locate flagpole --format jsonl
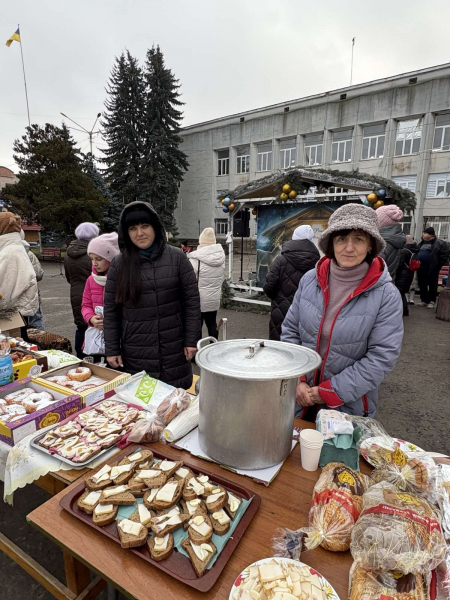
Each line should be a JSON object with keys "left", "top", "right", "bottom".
{"left": 350, "top": 37, "right": 355, "bottom": 86}
{"left": 18, "top": 24, "right": 31, "bottom": 127}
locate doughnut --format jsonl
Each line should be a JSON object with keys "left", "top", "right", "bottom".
{"left": 46, "top": 376, "right": 71, "bottom": 386}
{"left": 4, "top": 404, "right": 27, "bottom": 416}
{"left": 4, "top": 388, "right": 35, "bottom": 404}
{"left": 67, "top": 367, "right": 92, "bottom": 382}
{"left": 21, "top": 392, "right": 54, "bottom": 414}
{"left": 0, "top": 399, "right": 7, "bottom": 406}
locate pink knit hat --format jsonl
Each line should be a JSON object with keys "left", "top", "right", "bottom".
{"left": 88, "top": 232, "right": 120, "bottom": 262}
{"left": 376, "top": 204, "right": 404, "bottom": 229}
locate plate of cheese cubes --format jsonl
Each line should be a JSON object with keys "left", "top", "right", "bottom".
{"left": 229, "top": 557, "right": 339, "bottom": 600}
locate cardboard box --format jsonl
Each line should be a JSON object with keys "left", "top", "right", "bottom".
{"left": 35, "top": 361, "right": 131, "bottom": 406}
{"left": 0, "top": 312, "right": 24, "bottom": 336}
{"left": 0, "top": 378, "right": 82, "bottom": 446}
{"left": 11, "top": 348, "right": 49, "bottom": 377}
{"left": 11, "top": 349, "right": 38, "bottom": 381}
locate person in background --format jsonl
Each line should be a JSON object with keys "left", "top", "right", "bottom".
{"left": 180, "top": 239, "right": 191, "bottom": 254}
{"left": 82, "top": 232, "right": 120, "bottom": 339}
{"left": 417, "top": 226, "right": 450, "bottom": 309}
{"left": 188, "top": 227, "right": 225, "bottom": 340}
{"left": 20, "top": 230, "right": 45, "bottom": 329}
{"left": 394, "top": 234, "right": 420, "bottom": 317}
{"left": 376, "top": 204, "right": 406, "bottom": 278}
{"left": 104, "top": 201, "right": 201, "bottom": 389}
{"left": 0, "top": 213, "right": 39, "bottom": 331}
{"left": 64, "top": 222, "right": 99, "bottom": 358}
{"left": 282, "top": 204, "right": 403, "bottom": 419}
{"left": 263, "top": 224, "right": 320, "bottom": 341}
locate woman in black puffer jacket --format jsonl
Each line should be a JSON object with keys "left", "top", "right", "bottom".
{"left": 395, "top": 235, "right": 419, "bottom": 317}
{"left": 104, "top": 202, "right": 201, "bottom": 390}
{"left": 263, "top": 225, "right": 320, "bottom": 340}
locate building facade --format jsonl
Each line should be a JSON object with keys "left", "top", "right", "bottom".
{"left": 176, "top": 62, "right": 450, "bottom": 241}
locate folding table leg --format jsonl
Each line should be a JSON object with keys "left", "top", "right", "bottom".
{"left": 63, "top": 551, "right": 91, "bottom": 595}
{"left": 107, "top": 583, "right": 118, "bottom": 600}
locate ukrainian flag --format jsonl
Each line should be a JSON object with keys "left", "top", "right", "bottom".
{"left": 6, "top": 28, "right": 21, "bottom": 47}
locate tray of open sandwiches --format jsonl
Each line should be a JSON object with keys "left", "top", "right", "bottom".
{"left": 30, "top": 400, "right": 145, "bottom": 467}
{"left": 60, "top": 444, "right": 261, "bottom": 592}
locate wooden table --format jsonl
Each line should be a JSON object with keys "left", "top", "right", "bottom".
{"left": 27, "top": 420, "right": 370, "bottom": 600}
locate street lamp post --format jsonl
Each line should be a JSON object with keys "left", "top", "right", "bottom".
{"left": 60, "top": 112, "right": 102, "bottom": 156}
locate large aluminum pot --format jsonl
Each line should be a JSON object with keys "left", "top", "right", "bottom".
{"left": 196, "top": 338, "right": 321, "bottom": 470}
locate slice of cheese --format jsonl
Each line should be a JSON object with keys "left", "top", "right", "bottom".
{"left": 190, "top": 520, "right": 211, "bottom": 536}
{"left": 191, "top": 542, "right": 211, "bottom": 562}
{"left": 187, "top": 477, "right": 204, "bottom": 495}
{"left": 158, "top": 460, "right": 177, "bottom": 472}
{"left": 146, "top": 488, "right": 158, "bottom": 502}
{"left": 212, "top": 510, "right": 231, "bottom": 525}
{"left": 138, "top": 504, "right": 152, "bottom": 524}
{"left": 127, "top": 451, "right": 143, "bottom": 462}
{"left": 110, "top": 464, "right": 133, "bottom": 479}
{"left": 154, "top": 514, "right": 182, "bottom": 533}
{"left": 92, "top": 472, "right": 111, "bottom": 484}
{"left": 103, "top": 485, "right": 128, "bottom": 498}
{"left": 258, "top": 564, "right": 284, "bottom": 583}
{"left": 186, "top": 499, "right": 202, "bottom": 514}
{"left": 197, "top": 475, "right": 209, "bottom": 484}
{"left": 155, "top": 482, "right": 178, "bottom": 503}
{"left": 94, "top": 503, "right": 114, "bottom": 516}
{"left": 92, "top": 466, "right": 112, "bottom": 483}
{"left": 118, "top": 519, "right": 143, "bottom": 536}
{"left": 204, "top": 481, "right": 215, "bottom": 493}
{"left": 83, "top": 491, "right": 101, "bottom": 506}
{"left": 152, "top": 507, "right": 180, "bottom": 523}
{"left": 206, "top": 491, "right": 225, "bottom": 504}
{"left": 175, "top": 467, "right": 189, "bottom": 479}
{"left": 154, "top": 534, "right": 169, "bottom": 551}
{"left": 137, "top": 469, "right": 161, "bottom": 480}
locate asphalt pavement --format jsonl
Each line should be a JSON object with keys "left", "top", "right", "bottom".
{"left": 1, "top": 261, "right": 449, "bottom": 600}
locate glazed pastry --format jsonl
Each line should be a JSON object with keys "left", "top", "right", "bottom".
{"left": 4, "top": 388, "right": 35, "bottom": 404}
{"left": 67, "top": 367, "right": 92, "bottom": 382}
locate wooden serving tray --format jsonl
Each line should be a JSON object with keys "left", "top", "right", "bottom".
{"left": 59, "top": 444, "right": 261, "bottom": 592}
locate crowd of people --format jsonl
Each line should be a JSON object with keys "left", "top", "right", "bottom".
{"left": 0, "top": 200, "right": 448, "bottom": 422}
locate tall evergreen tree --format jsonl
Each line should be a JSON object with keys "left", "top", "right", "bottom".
{"left": 82, "top": 153, "right": 123, "bottom": 232}
{"left": 4, "top": 123, "right": 105, "bottom": 238}
{"left": 101, "top": 51, "right": 146, "bottom": 204}
{"left": 142, "top": 45, "right": 188, "bottom": 235}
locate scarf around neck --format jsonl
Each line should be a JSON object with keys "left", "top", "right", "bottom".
{"left": 92, "top": 272, "right": 107, "bottom": 287}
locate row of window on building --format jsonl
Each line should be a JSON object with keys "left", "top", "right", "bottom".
{"left": 217, "top": 114, "right": 450, "bottom": 175}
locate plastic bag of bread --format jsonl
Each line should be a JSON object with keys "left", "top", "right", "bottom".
{"left": 156, "top": 388, "right": 191, "bottom": 426}
{"left": 127, "top": 415, "right": 165, "bottom": 443}
{"left": 351, "top": 481, "right": 447, "bottom": 575}
{"left": 272, "top": 462, "right": 372, "bottom": 559}
{"left": 349, "top": 562, "right": 431, "bottom": 600}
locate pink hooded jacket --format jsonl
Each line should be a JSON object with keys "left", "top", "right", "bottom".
{"left": 81, "top": 268, "right": 106, "bottom": 326}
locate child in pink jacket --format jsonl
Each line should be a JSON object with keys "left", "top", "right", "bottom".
{"left": 82, "top": 232, "right": 120, "bottom": 332}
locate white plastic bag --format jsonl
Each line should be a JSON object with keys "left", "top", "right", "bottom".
{"left": 114, "top": 371, "right": 175, "bottom": 412}
{"left": 84, "top": 327, "right": 105, "bottom": 355}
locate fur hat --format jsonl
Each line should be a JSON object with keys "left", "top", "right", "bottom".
{"left": 87, "top": 232, "right": 119, "bottom": 262}
{"left": 75, "top": 222, "right": 99, "bottom": 241}
{"left": 376, "top": 204, "right": 404, "bottom": 229}
{"left": 0, "top": 212, "right": 21, "bottom": 236}
{"left": 319, "top": 203, "right": 386, "bottom": 256}
{"left": 199, "top": 227, "right": 216, "bottom": 246}
{"left": 424, "top": 226, "right": 436, "bottom": 236}
{"left": 292, "top": 225, "right": 314, "bottom": 241}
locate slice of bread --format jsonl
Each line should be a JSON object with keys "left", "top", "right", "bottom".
{"left": 182, "top": 476, "right": 205, "bottom": 501}
{"left": 187, "top": 514, "right": 213, "bottom": 544}
{"left": 125, "top": 449, "right": 154, "bottom": 467}
{"left": 156, "top": 459, "right": 183, "bottom": 479}
{"left": 92, "top": 503, "right": 118, "bottom": 526}
{"left": 147, "top": 532, "right": 174, "bottom": 561}
{"left": 77, "top": 489, "right": 102, "bottom": 514}
{"left": 85, "top": 471, "right": 113, "bottom": 491}
{"left": 143, "top": 487, "right": 160, "bottom": 510}
{"left": 204, "top": 486, "right": 228, "bottom": 513}
{"left": 180, "top": 498, "right": 208, "bottom": 526}
{"left": 135, "top": 469, "right": 167, "bottom": 489}
{"left": 99, "top": 486, "right": 136, "bottom": 505}
{"left": 117, "top": 519, "right": 148, "bottom": 549}
{"left": 150, "top": 507, "right": 189, "bottom": 536}
{"left": 151, "top": 477, "right": 183, "bottom": 511}
{"left": 209, "top": 509, "right": 231, "bottom": 536}
{"left": 181, "top": 538, "right": 217, "bottom": 577}
{"left": 224, "top": 491, "right": 242, "bottom": 519}
{"left": 130, "top": 504, "right": 154, "bottom": 527}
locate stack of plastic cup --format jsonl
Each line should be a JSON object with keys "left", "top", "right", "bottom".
{"left": 299, "top": 429, "right": 324, "bottom": 471}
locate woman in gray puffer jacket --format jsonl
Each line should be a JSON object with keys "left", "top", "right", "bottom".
{"left": 281, "top": 204, "right": 403, "bottom": 418}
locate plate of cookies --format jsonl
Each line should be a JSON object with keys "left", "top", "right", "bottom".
{"left": 60, "top": 445, "right": 261, "bottom": 592}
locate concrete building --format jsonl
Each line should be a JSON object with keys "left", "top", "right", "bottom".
{"left": 176, "top": 62, "right": 450, "bottom": 241}
{"left": 0, "top": 166, "right": 18, "bottom": 191}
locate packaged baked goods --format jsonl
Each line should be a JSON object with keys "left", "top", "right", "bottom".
{"left": 156, "top": 388, "right": 191, "bottom": 426}
{"left": 349, "top": 562, "right": 431, "bottom": 600}
{"left": 273, "top": 462, "right": 372, "bottom": 558}
{"left": 437, "top": 463, "right": 450, "bottom": 541}
{"left": 127, "top": 415, "right": 165, "bottom": 443}
{"left": 351, "top": 481, "right": 447, "bottom": 575}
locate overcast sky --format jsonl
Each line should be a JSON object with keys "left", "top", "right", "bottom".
{"left": 2, "top": 0, "right": 450, "bottom": 170}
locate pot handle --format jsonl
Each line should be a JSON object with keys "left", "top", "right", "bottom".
{"left": 197, "top": 336, "right": 218, "bottom": 351}
{"left": 245, "top": 340, "right": 265, "bottom": 359}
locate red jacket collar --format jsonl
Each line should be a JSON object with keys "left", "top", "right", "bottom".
{"left": 316, "top": 256, "right": 385, "bottom": 296}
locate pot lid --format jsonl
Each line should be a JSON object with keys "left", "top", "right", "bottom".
{"left": 195, "top": 338, "right": 321, "bottom": 381}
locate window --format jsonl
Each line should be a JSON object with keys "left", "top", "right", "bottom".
{"left": 423, "top": 217, "right": 450, "bottom": 240}
{"left": 304, "top": 134, "right": 323, "bottom": 166}
{"left": 236, "top": 146, "right": 250, "bottom": 174}
{"left": 399, "top": 215, "right": 412, "bottom": 235}
{"left": 279, "top": 138, "right": 297, "bottom": 169}
{"left": 217, "top": 149, "right": 229, "bottom": 176}
{"left": 427, "top": 173, "right": 450, "bottom": 198}
{"left": 392, "top": 175, "right": 417, "bottom": 193}
{"left": 433, "top": 114, "right": 450, "bottom": 152}
{"left": 329, "top": 186, "right": 348, "bottom": 201}
{"left": 331, "top": 129, "right": 353, "bottom": 163}
{"left": 257, "top": 142, "right": 272, "bottom": 171}
{"left": 361, "top": 124, "right": 385, "bottom": 159}
{"left": 215, "top": 219, "right": 228, "bottom": 235}
{"left": 395, "top": 119, "right": 422, "bottom": 156}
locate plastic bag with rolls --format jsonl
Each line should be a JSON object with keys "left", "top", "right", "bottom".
{"left": 272, "top": 462, "right": 372, "bottom": 560}
{"left": 156, "top": 388, "right": 191, "bottom": 426}
{"left": 350, "top": 481, "right": 447, "bottom": 575}
{"left": 349, "top": 562, "right": 431, "bottom": 600}
{"left": 127, "top": 414, "right": 165, "bottom": 444}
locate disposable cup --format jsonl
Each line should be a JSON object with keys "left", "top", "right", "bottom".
{"left": 300, "top": 429, "right": 323, "bottom": 445}
{"left": 300, "top": 429, "right": 323, "bottom": 471}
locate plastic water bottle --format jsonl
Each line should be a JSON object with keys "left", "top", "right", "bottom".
{"left": 0, "top": 330, "right": 13, "bottom": 386}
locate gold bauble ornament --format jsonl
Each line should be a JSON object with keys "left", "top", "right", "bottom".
{"left": 221, "top": 199, "right": 225, "bottom": 205}
{"left": 288, "top": 190, "right": 297, "bottom": 199}
{"left": 280, "top": 193, "right": 288, "bottom": 202}
{"left": 252, "top": 209, "right": 257, "bottom": 215}
{"left": 367, "top": 193, "right": 378, "bottom": 204}
{"left": 374, "top": 200, "right": 384, "bottom": 209}
{"left": 282, "top": 184, "right": 291, "bottom": 194}
{"left": 228, "top": 203, "right": 235, "bottom": 211}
